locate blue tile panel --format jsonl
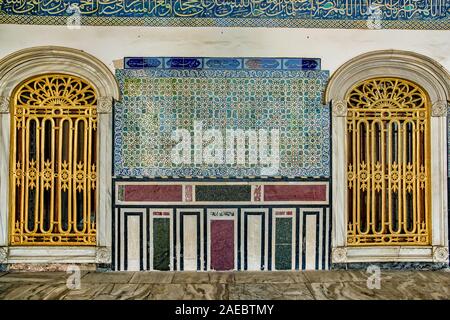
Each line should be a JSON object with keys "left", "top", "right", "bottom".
{"left": 114, "top": 64, "right": 330, "bottom": 178}
{"left": 124, "top": 57, "right": 321, "bottom": 71}
{"left": 0, "top": 1, "right": 448, "bottom": 29}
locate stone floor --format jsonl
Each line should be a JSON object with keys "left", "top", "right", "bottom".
{"left": 0, "top": 270, "right": 449, "bottom": 300}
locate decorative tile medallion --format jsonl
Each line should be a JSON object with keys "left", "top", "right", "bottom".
{"left": 114, "top": 57, "right": 330, "bottom": 178}
{"left": 0, "top": 0, "right": 448, "bottom": 29}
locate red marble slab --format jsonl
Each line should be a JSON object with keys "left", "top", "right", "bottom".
{"left": 210, "top": 220, "right": 234, "bottom": 271}
{"left": 123, "top": 185, "right": 183, "bottom": 202}
{"left": 264, "top": 184, "right": 327, "bottom": 202}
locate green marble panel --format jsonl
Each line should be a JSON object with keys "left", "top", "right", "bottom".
{"left": 195, "top": 185, "right": 251, "bottom": 202}
{"left": 275, "top": 218, "right": 292, "bottom": 270}
{"left": 153, "top": 218, "right": 170, "bottom": 270}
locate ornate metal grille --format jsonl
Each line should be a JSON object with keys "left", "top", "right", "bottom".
{"left": 10, "top": 74, "right": 97, "bottom": 245}
{"left": 346, "top": 78, "right": 431, "bottom": 246}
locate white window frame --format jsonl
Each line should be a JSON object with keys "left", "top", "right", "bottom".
{"left": 325, "top": 50, "right": 449, "bottom": 264}
{"left": 0, "top": 47, "right": 120, "bottom": 265}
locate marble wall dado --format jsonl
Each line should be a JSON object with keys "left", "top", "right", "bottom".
{"left": 113, "top": 180, "right": 331, "bottom": 271}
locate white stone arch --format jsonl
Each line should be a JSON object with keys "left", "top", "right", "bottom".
{"left": 0, "top": 46, "right": 120, "bottom": 265}
{"left": 325, "top": 50, "right": 450, "bottom": 264}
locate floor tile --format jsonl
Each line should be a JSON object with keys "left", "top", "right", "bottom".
{"left": 304, "top": 270, "right": 367, "bottom": 283}
{"left": 62, "top": 283, "right": 114, "bottom": 300}
{"left": 309, "top": 281, "right": 386, "bottom": 300}
{"left": 0, "top": 271, "right": 448, "bottom": 300}
{"left": 0, "top": 272, "right": 68, "bottom": 284}
{"left": 94, "top": 283, "right": 153, "bottom": 300}
{"left": 229, "top": 283, "right": 314, "bottom": 300}
{"left": 234, "top": 271, "right": 303, "bottom": 284}
{"left": 81, "top": 272, "right": 134, "bottom": 284}
{"left": 0, "top": 283, "right": 15, "bottom": 299}
{"left": 0, "top": 283, "right": 70, "bottom": 300}
{"left": 208, "top": 272, "right": 235, "bottom": 283}
{"left": 148, "top": 284, "right": 186, "bottom": 300}
{"left": 172, "top": 272, "right": 210, "bottom": 284}
{"left": 308, "top": 280, "right": 450, "bottom": 300}
{"left": 183, "top": 284, "right": 228, "bottom": 300}
{"left": 380, "top": 280, "right": 450, "bottom": 300}
{"left": 130, "top": 272, "right": 174, "bottom": 284}
{"left": 380, "top": 270, "right": 450, "bottom": 283}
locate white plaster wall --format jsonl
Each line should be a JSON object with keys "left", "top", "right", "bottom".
{"left": 0, "top": 25, "right": 448, "bottom": 74}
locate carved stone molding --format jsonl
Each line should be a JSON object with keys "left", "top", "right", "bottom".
{"left": 0, "top": 247, "right": 8, "bottom": 263}
{"left": 431, "top": 100, "right": 448, "bottom": 117}
{"left": 0, "top": 46, "right": 120, "bottom": 105}
{"left": 432, "top": 246, "right": 449, "bottom": 263}
{"left": 332, "top": 100, "right": 347, "bottom": 117}
{"left": 325, "top": 50, "right": 450, "bottom": 105}
{"left": 96, "top": 247, "right": 111, "bottom": 264}
{"left": 332, "top": 247, "right": 347, "bottom": 263}
{"left": 97, "top": 96, "right": 113, "bottom": 114}
{"left": 0, "top": 96, "right": 9, "bottom": 113}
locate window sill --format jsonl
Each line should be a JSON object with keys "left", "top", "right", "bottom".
{"left": 332, "top": 246, "right": 448, "bottom": 263}
{"left": 1, "top": 246, "right": 111, "bottom": 264}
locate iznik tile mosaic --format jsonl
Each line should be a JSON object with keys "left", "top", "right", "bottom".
{"left": 0, "top": 0, "right": 448, "bottom": 29}
{"left": 114, "top": 57, "right": 330, "bottom": 178}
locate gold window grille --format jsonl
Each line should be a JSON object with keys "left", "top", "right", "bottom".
{"left": 346, "top": 78, "right": 431, "bottom": 246}
{"left": 10, "top": 74, "right": 98, "bottom": 246}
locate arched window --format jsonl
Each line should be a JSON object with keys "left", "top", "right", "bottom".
{"left": 325, "top": 50, "right": 449, "bottom": 264}
{"left": 10, "top": 74, "right": 98, "bottom": 245}
{"left": 346, "top": 78, "right": 430, "bottom": 246}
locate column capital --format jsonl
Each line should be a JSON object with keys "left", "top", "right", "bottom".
{"left": 0, "top": 96, "right": 10, "bottom": 114}
{"left": 97, "top": 96, "right": 113, "bottom": 114}
{"left": 332, "top": 100, "right": 347, "bottom": 117}
{"left": 431, "top": 100, "right": 447, "bottom": 117}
